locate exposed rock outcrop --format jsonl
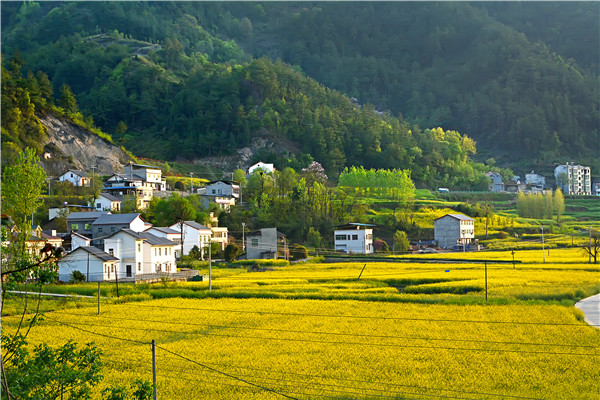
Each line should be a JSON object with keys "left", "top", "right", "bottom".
{"left": 38, "top": 114, "right": 132, "bottom": 177}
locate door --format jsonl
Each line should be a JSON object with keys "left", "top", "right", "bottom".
{"left": 126, "top": 265, "right": 132, "bottom": 278}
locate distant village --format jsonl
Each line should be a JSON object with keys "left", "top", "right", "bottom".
{"left": 14, "top": 160, "right": 598, "bottom": 284}
{"left": 485, "top": 162, "right": 597, "bottom": 196}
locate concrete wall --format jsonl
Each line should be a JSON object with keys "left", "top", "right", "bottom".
{"left": 247, "top": 228, "right": 278, "bottom": 259}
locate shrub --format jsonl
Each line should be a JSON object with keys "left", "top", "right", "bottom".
{"left": 290, "top": 244, "right": 308, "bottom": 260}
{"left": 69, "top": 270, "right": 86, "bottom": 283}
{"left": 224, "top": 243, "right": 241, "bottom": 262}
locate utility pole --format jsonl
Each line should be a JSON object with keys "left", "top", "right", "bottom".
{"left": 115, "top": 266, "right": 120, "bottom": 298}
{"left": 540, "top": 225, "right": 545, "bottom": 263}
{"left": 152, "top": 339, "right": 157, "bottom": 400}
{"left": 511, "top": 249, "right": 516, "bottom": 269}
{"left": 87, "top": 252, "right": 90, "bottom": 282}
{"left": 589, "top": 226, "right": 592, "bottom": 264}
{"left": 242, "top": 222, "right": 246, "bottom": 252}
{"left": 208, "top": 237, "right": 212, "bottom": 292}
{"left": 190, "top": 172, "right": 193, "bottom": 194}
{"left": 97, "top": 282, "right": 101, "bottom": 315}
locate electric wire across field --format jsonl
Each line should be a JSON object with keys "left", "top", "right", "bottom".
{"left": 116, "top": 302, "right": 600, "bottom": 327}
{"left": 50, "top": 310, "right": 598, "bottom": 349}
{"left": 35, "top": 312, "right": 559, "bottom": 400}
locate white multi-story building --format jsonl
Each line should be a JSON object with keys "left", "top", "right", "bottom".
{"left": 334, "top": 223, "right": 375, "bottom": 254}
{"left": 123, "top": 163, "right": 166, "bottom": 191}
{"left": 554, "top": 163, "right": 592, "bottom": 195}
{"left": 434, "top": 214, "right": 475, "bottom": 249}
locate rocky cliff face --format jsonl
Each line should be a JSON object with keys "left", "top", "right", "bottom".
{"left": 38, "top": 114, "right": 132, "bottom": 177}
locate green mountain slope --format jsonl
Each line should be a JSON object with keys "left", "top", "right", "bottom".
{"left": 221, "top": 2, "right": 598, "bottom": 169}
{"left": 2, "top": 2, "right": 597, "bottom": 178}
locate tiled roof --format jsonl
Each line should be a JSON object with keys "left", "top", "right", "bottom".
{"left": 78, "top": 246, "right": 119, "bottom": 262}
{"left": 92, "top": 213, "right": 140, "bottom": 225}
{"left": 435, "top": 214, "right": 474, "bottom": 221}
{"left": 99, "top": 193, "right": 122, "bottom": 202}
{"left": 115, "top": 229, "right": 176, "bottom": 246}
{"left": 67, "top": 211, "right": 108, "bottom": 221}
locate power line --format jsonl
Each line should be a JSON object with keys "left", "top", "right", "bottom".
{"left": 104, "top": 353, "right": 544, "bottom": 400}
{"left": 120, "top": 303, "right": 598, "bottom": 327}
{"left": 154, "top": 345, "right": 300, "bottom": 400}
{"left": 42, "top": 317, "right": 599, "bottom": 357}
{"left": 51, "top": 311, "right": 598, "bottom": 349}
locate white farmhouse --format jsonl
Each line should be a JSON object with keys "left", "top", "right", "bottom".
{"left": 103, "top": 229, "right": 177, "bottom": 278}
{"left": 169, "top": 221, "right": 212, "bottom": 257}
{"left": 203, "top": 180, "right": 240, "bottom": 199}
{"left": 248, "top": 161, "right": 275, "bottom": 175}
{"left": 92, "top": 193, "right": 122, "bottom": 212}
{"left": 58, "top": 246, "right": 118, "bottom": 282}
{"left": 434, "top": 214, "right": 475, "bottom": 249}
{"left": 334, "top": 223, "right": 375, "bottom": 254}
{"left": 58, "top": 170, "right": 90, "bottom": 187}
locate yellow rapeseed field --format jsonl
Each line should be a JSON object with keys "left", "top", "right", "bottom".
{"left": 4, "top": 298, "right": 599, "bottom": 399}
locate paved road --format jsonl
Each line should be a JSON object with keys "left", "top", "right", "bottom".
{"left": 575, "top": 294, "right": 600, "bottom": 328}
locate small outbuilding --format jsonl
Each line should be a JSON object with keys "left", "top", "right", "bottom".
{"left": 334, "top": 223, "right": 375, "bottom": 254}
{"left": 434, "top": 214, "right": 475, "bottom": 249}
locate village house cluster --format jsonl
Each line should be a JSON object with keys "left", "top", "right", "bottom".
{"left": 485, "top": 162, "right": 598, "bottom": 196}
{"left": 24, "top": 161, "right": 298, "bottom": 282}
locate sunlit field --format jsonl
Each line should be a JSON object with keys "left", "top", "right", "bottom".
{"left": 4, "top": 298, "right": 599, "bottom": 400}
{"left": 6, "top": 247, "right": 598, "bottom": 399}
{"left": 28, "top": 248, "right": 600, "bottom": 305}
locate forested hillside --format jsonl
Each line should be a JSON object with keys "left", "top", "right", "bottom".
{"left": 1, "top": 2, "right": 597, "bottom": 179}
{"left": 215, "top": 2, "right": 599, "bottom": 170}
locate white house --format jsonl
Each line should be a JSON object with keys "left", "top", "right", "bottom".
{"left": 58, "top": 246, "right": 119, "bottom": 282}
{"left": 58, "top": 170, "right": 90, "bottom": 187}
{"left": 211, "top": 226, "right": 229, "bottom": 251}
{"left": 92, "top": 193, "right": 122, "bottom": 212}
{"left": 246, "top": 228, "right": 286, "bottom": 260}
{"left": 199, "top": 195, "right": 236, "bottom": 211}
{"left": 334, "top": 223, "right": 375, "bottom": 254}
{"left": 123, "top": 163, "right": 166, "bottom": 191}
{"left": 103, "top": 229, "right": 177, "bottom": 278}
{"left": 169, "top": 221, "right": 212, "bottom": 257}
{"left": 248, "top": 162, "right": 275, "bottom": 175}
{"left": 434, "top": 214, "right": 475, "bottom": 249}
{"left": 554, "top": 163, "right": 592, "bottom": 195}
{"left": 202, "top": 180, "right": 240, "bottom": 199}
{"left": 145, "top": 226, "right": 182, "bottom": 257}
{"left": 91, "top": 213, "right": 147, "bottom": 239}
{"left": 70, "top": 231, "right": 91, "bottom": 251}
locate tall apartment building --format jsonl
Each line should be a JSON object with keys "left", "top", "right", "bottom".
{"left": 554, "top": 163, "right": 592, "bottom": 195}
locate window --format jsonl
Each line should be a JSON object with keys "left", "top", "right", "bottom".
{"left": 335, "top": 235, "right": 347, "bottom": 241}
{"left": 159, "top": 248, "right": 161, "bottom": 256}
{"left": 138, "top": 243, "right": 141, "bottom": 252}
{"left": 352, "top": 235, "right": 358, "bottom": 240}
{"left": 98, "top": 227, "right": 103, "bottom": 233}
{"left": 96, "top": 203, "right": 101, "bottom": 209}
{"left": 251, "top": 238, "right": 259, "bottom": 246}
{"left": 138, "top": 262, "right": 141, "bottom": 272}
{"left": 108, "top": 248, "right": 114, "bottom": 256}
